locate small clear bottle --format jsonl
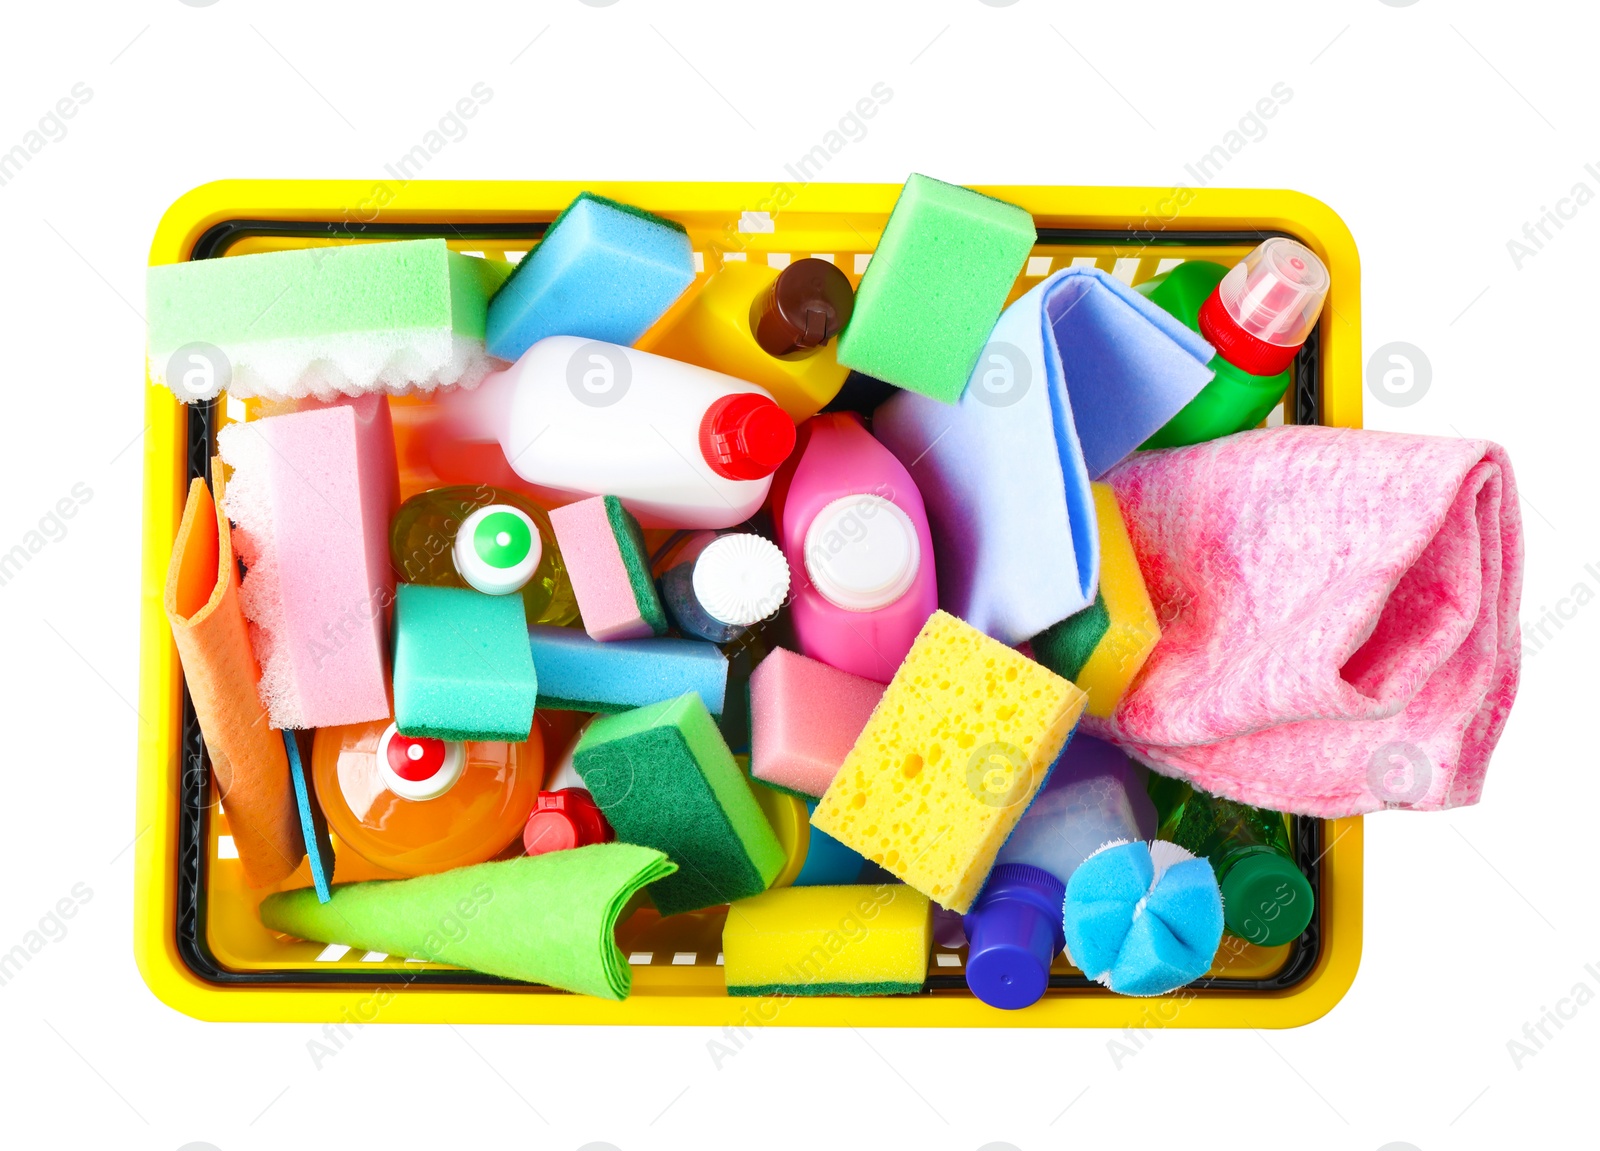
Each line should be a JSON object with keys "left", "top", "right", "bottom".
{"left": 389, "top": 484, "right": 578, "bottom": 625}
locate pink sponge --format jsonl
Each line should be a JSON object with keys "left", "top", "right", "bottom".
{"left": 749, "top": 647, "right": 886, "bottom": 798}
{"left": 548, "top": 495, "right": 667, "bottom": 641}
{"left": 219, "top": 395, "right": 398, "bottom": 728}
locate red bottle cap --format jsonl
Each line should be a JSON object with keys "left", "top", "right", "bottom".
{"left": 698, "top": 393, "right": 796, "bottom": 481}
{"left": 522, "top": 788, "right": 613, "bottom": 856}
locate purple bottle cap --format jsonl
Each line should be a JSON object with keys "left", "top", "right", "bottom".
{"left": 962, "top": 863, "right": 1068, "bottom": 1011}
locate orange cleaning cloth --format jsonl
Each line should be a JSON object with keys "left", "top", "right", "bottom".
{"left": 165, "top": 475, "right": 305, "bottom": 886}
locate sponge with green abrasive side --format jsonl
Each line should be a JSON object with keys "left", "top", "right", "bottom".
{"left": 393, "top": 582, "right": 537, "bottom": 741}
{"left": 1030, "top": 592, "right": 1111, "bottom": 680}
{"left": 147, "top": 239, "right": 512, "bottom": 403}
{"left": 574, "top": 692, "right": 784, "bottom": 917}
{"left": 548, "top": 495, "right": 668, "bottom": 642}
{"left": 836, "top": 174, "right": 1036, "bottom": 404}
{"left": 259, "top": 844, "right": 676, "bottom": 999}
{"left": 722, "top": 883, "right": 931, "bottom": 996}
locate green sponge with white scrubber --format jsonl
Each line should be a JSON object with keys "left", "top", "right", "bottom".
{"left": 146, "top": 238, "right": 512, "bottom": 403}
{"left": 259, "top": 844, "right": 676, "bottom": 999}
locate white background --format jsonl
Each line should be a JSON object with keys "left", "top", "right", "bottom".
{"left": 0, "top": 1, "right": 1592, "bottom": 1148}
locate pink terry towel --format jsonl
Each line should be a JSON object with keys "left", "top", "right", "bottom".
{"left": 1083, "top": 426, "right": 1523, "bottom": 817}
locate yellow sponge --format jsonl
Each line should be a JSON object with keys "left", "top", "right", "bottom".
{"left": 812, "top": 611, "right": 1086, "bottom": 913}
{"left": 721, "top": 884, "right": 931, "bottom": 996}
{"left": 1076, "top": 483, "right": 1161, "bottom": 718}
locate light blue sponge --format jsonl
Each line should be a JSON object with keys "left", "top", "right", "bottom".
{"left": 393, "top": 583, "right": 537, "bottom": 742}
{"left": 1062, "top": 840, "right": 1223, "bottom": 997}
{"left": 527, "top": 625, "right": 728, "bottom": 715}
{"left": 486, "top": 193, "right": 696, "bottom": 362}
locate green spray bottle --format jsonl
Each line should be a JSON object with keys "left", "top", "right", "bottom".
{"left": 1136, "top": 237, "right": 1329, "bottom": 449}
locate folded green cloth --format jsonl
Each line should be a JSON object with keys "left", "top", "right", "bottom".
{"left": 259, "top": 843, "right": 676, "bottom": 999}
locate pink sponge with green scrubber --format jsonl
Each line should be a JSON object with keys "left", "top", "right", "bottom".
{"left": 549, "top": 495, "right": 668, "bottom": 641}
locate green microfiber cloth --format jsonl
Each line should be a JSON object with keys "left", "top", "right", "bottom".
{"left": 259, "top": 844, "right": 676, "bottom": 999}
{"left": 392, "top": 583, "right": 537, "bottom": 741}
{"left": 836, "top": 173, "right": 1036, "bottom": 404}
{"left": 575, "top": 692, "right": 784, "bottom": 917}
{"left": 1031, "top": 591, "right": 1112, "bottom": 680}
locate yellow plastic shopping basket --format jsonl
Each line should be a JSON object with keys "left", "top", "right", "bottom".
{"left": 136, "top": 180, "right": 1364, "bottom": 1027}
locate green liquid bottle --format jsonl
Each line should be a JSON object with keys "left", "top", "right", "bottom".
{"left": 1147, "top": 774, "right": 1314, "bottom": 946}
{"left": 389, "top": 485, "right": 578, "bottom": 626}
{"left": 1136, "top": 237, "right": 1329, "bottom": 449}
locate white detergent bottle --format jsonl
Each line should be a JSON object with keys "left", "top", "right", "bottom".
{"left": 442, "top": 336, "right": 797, "bottom": 528}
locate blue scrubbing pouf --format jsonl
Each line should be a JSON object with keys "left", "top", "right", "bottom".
{"left": 487, "top": 193, "right": 696, "bottom": 362}
{"left": 1063, "top": 840, "right": 1223, "bottom": 997}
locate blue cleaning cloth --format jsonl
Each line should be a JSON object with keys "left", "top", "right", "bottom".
{"left": 527, "top": 626, "right": 728, "bottom": 715}
{"left": 1040, "top": 267, "right": 1215, "bottom": 479}
{"left": 873, "top": 275, "right": 1100, "bottom": 645}
{"left": 1062, "top": 840, "right": 1223, "bottom": 997}
{"left": 486, "top": 193, "right": 696, "bottom": 362}
{"left": 282, "top": 730, "right": 333, "bottom": 903}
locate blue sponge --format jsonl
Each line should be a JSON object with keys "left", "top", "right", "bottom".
{"left": 1062, "top": 840, "right": 1223, "bottom": 997}
{"left": 792, "top": 800, "right": 869, "bottom": 886}
{"left": 487, "top": 193, "right": 696, "bottom": 362}
{"left": 527, "top": 625, "right": 728, "bottom": 715}
{"left": 393, "top": 583, "right": 537, "bottom": 741}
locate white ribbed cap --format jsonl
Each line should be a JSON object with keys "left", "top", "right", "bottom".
{"left": 691, "top": 534, "right": 791, "bottom": 627}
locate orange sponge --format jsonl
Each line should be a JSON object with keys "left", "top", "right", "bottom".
{"left": 164, "top": 475, "right": 304, "bottom": 887}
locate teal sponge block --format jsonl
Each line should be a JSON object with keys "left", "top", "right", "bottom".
{"left": 487, "top": 193, "right": 696, "bottom": 361}
{"left": 837, "top": 174, "right": 1036, "bottom": 404}
{"left": 393, "top": 583, "right": 537, "bottom": 741}
{"left": 147, "top": 238, "right": 512, "bottom": 402}
{"left": 574, "top": 692, "right": 784, "bottom": 916}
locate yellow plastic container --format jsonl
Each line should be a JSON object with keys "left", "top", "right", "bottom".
{"left": 137, "top": 180, "right": 1363, "bottom": 1027}
{"left": 638, "top": 260, "right": 851, "bottom": 420}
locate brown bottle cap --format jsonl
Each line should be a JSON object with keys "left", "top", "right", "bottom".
{"left": 752, "top": 258, "right": 855, "bottom": 356}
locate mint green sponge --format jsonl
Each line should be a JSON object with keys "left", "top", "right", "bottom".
{"left": 393, "top": 583, "right": 537, "bottom": 741}
{"left": 837, "top": 174, "right": 1036, "bottom": 404}
{"left": 574, "top": 692, "right": 784, "bottom": 917}
{"left": 146, "top": 238, "right": 512, "bottom": 402}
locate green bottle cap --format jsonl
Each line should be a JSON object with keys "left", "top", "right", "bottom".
{"left": 454, "top": 504, "right": 541, "bottom": 596}
{"left": 1219, "top": 848, "right": 1314, "bottom": 947}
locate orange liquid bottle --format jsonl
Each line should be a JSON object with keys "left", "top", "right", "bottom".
{"left": 312, "top": 720, "right": 544, "bottom": 876}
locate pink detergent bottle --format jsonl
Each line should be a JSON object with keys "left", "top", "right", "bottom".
{"left": 771, "top": 412, "right": 938, "bottom": 682}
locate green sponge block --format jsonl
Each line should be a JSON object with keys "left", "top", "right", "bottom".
{"left": 836, "top": 173, "right": 1036, "bottom": 404}
{"left": 259, "top": 845, "right": 677, "bottom": 999}
{"left": 393, "top": 583, "right": 537, "bottom": 741}
{"left": 146, "top": 238, "right": 513, "bottom": 403}
{"left": 575, "top": 692, "right": 784, "bottom": 917}
{"left": 1030, "top": 591, "right": 1112, "bottom": 680}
